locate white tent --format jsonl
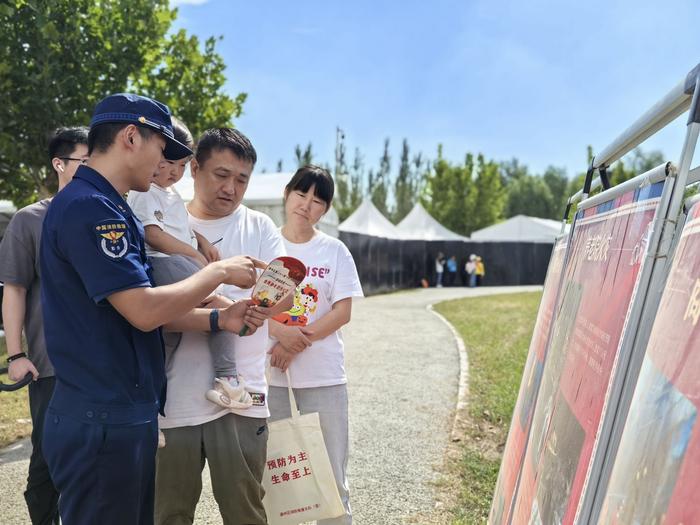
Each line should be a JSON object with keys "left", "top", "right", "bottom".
{"left": 174, "top": 169, "right": 339, "bottom": 237}
{"left": 338, "top": 200, "right": 401, "bottom": 239}
{"left": 0, "top": 200, "right": 15, "bottom": 213}
{"left": 470, "top": 215, "right": 568, "bottom": 243}
{"left": 396, "top": 202, "right": 469, "bottom": 241}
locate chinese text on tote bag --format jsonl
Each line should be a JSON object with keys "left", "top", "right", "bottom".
{"left": 262, "top": 371, "right": 345, "bottom": 524}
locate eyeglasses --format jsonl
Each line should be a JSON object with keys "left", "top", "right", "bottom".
{"left": 60, "top": 157, "right": 88, "bottom": 164}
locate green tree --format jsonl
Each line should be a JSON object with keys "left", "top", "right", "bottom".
{"left": 505, "top": 175, "right": 554, "bottom": 218}
{"left": 294, "top": 142, "right": 313, "bottom": 167}
{"left": 449, "top": 153, "right": 476, "bottom": 234}
{"left": 412, "top": 152, "right": 426, "bottom": 199}
{"left": 472, "top": 154, "right": 505, "bottom": 230}
{"left": 422, "top": 146, "right": 475, "bottom": 235}
{"left": 0, "top": 0, "right": 242, "bottom": 207}
{"left": 371, "top": 138, "right": 391, "bottom": 217}
{"left": 500, "top": 157, "right": 529, "bottom": 185}
{"left": 345, "top": 147, "right": 364, "bottom": 219}
{"left": 421, "top": 144, "right": 451, "bottom": 221}
{"left": 334, "top": 132, "right": 351, "bottom": 220}
{"left": 131, "top": 30, "right": 245, "bottom": 139}
{"left": 393, "top": 138, "right": 413, "bottom": 223}
{"left": 422, "top": 148, "right": 505, "bottom": 235}
{"left": 542, "top": 166, "right": 568, "bottom": 218}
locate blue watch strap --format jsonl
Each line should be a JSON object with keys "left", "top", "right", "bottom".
{"left": 209, "top": 308, "right": 221, "bottom": 333}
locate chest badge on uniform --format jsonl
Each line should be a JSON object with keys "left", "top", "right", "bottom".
{"left": 94, "top": 220, "right": 129, "bottom": 259}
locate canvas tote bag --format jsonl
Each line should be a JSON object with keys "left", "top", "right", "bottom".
{"left": 262, "top": 371, "right": 345, "bottom": 524}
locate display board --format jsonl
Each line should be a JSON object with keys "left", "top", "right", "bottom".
{"left": 510, "top": 181, "right": 665, "bottom": 524}
{"left": 597, "top": 199, "right": 700, "bottom": 524}
{"left": 489, "top": 235, "right": 569, "bottom": 525}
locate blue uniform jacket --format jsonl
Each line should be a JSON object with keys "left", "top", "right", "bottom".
{"left": 40, "top": 166, "right": 165, "bottom": 425}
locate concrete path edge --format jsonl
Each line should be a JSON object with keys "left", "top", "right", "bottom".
{"left": 427, "top": 303, "right": 469, "bottom": 442}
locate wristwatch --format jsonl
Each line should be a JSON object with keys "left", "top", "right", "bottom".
{"left": 209, "top": 309, "right": 221, "bottom": 333}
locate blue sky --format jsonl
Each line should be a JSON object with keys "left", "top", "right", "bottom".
{"left": 172, "top": 0, "right": 699, "bottom": 180}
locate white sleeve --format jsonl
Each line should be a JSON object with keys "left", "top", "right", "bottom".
{"left": 126, "top": 189, "right": 162, "bottom": 229}
{"left": 331, "top": 240, "right": 364, "bottom": 304}
{"left": 258, "top": 215, "right": 286, "bottom": 263}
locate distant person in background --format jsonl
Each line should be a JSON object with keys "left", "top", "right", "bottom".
{"left": 0, "top": 126, "right": 88, "bottom": 525}
{"left": 435, "top": 252, "right": 446, "bottom": 287}
{"left": 446, "top": 255, "right": 458, "bottom": 286}
{"left": 476, "top": 256, "right": 486, "bottom": 286}
{"left": 465, "top": 254, "right": 477, "bottom": 288}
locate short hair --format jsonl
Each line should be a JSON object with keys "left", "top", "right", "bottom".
{"left": 48, "top": 127, "right": 89, "bottom": 169}
{"left": 195, "top": 128, "right": 257, "bottom": 168}
{"left": 171, "top": 116, "right": 194, "bottom": 150}
{"left": 285, "top": 165, "right": 334, "bottom": 211}
{"left": 87, "top": 123, "right": 155, "bottom": 156}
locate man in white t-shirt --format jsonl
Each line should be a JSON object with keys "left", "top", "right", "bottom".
{"left": 128, "top": 118, "right": 253, "bottom": 417}
{"left": 155, "top": 129, "right": 285, "bottom": 524}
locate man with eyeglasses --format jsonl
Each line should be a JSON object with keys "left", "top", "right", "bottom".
{"left": 0, "top": 126, "right": 88, "bottom": 525}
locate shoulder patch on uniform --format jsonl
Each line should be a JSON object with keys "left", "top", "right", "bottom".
{"left": 154, "top": 210, "right": 164, "bottom": 222}
{"left": 94, "top": 220, "right": 129, "bottom": 259}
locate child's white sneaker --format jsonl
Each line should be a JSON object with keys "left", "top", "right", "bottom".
{"left": 205, "top": 376, "right": 253, "bottom": 409}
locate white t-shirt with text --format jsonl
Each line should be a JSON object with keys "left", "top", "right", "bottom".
{"left": 159, "top": 205, "right": 285, "bottom": 427}
{"left": 127, "top": 184, "right": 196, "bottom": 258}
{"left": 269, "top": 230, "right": 363, "bottom": 389}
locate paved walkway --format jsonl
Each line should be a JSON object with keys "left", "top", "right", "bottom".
{"left": 0, "top": 286, "right": 540, "bottom": 524}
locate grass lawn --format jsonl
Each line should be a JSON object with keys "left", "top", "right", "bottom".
{"left": 434, "top": 291, "right": 542, "bottom": 524}
{"left": 0, "top": 337, "right": 33, "bottom": 449}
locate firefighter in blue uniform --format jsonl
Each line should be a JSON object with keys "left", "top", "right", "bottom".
{"left": 40, "top": 93, "right": 268, "bottom": 524}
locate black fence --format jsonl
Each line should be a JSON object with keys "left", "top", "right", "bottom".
{"left": 340, "top": 232, "right": 554, "bottom": 296}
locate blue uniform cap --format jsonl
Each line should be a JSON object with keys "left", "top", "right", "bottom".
{"left": 90, "top": 93, "right": 193, "bottom": 161}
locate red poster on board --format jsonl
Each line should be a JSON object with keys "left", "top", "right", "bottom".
{"left": 598, "top": 200, "right": 700, "bottom": 525}
{"left": 490, "top": 236, "right": 568, "bottom": 525}
{"left": 511, "top": 182, "right": 664, "bottom": 525}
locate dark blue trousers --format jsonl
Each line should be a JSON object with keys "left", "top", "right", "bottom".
{"left": 43, "top": 409, "right": 158, "bottom": 525}
{"left": 26, "top": 377, "right": 60, "bottom": 525}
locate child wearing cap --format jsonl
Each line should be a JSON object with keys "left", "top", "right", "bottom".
{"left": 128, "top": 117, "right": 252, "bottom": 425}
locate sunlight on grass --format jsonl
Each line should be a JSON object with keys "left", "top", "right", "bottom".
{"left": 435, "top": 291, "right": 541, "bottom": 523}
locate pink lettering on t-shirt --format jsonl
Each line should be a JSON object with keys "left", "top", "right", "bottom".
{"left": 306, "top": 267, "right": 331, "bottom": 278}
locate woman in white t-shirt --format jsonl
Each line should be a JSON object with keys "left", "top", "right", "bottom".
{"left": 268, "top": 165, "right": 363, "bottom": 525}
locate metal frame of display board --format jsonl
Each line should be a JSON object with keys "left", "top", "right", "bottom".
{"left": 575, "top": 65, "right": 700, "bottom": 524}
{"left": 497, "top": 65, "right": 700, "bottom": 524}
{"left": 503, "top": 162, "right": 677, "bottom": 525}
{"left": 562, "top": 64, "right": 700, "bottom": 221}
